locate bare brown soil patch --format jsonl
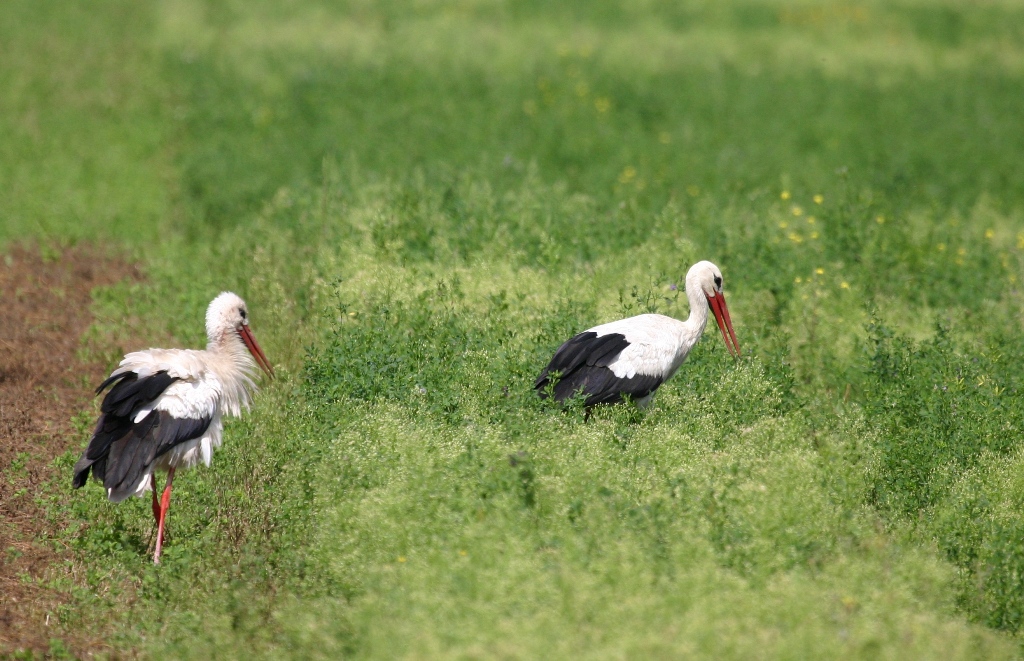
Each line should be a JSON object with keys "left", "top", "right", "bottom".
{"left": 0, "top": 244, "right": 141, "bottom": 656}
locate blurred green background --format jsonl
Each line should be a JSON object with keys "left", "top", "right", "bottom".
{"left": 4, "top": 0, "right": 1024, "bottom": 657}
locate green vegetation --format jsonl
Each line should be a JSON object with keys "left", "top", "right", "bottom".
{"left": 5, "top": 0, "right": 1024, "bottom": 657}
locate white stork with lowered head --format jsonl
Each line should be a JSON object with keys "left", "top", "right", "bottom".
{"left": 535, "top": 260, "right": 740, "bottom": 407}
{"left": 73, "top": 292, "right": 274, "bottom": 564}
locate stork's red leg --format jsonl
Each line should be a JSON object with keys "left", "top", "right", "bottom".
{"left": 153, "top": 468, "right": 176, "bottom": 565}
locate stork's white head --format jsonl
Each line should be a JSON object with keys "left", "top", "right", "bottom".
{"left": 686, "top": 260, "right": 726, "bottom": 297}
{"left": 206, "top": 292, "right": 275, "bottom": 378}
{"left": 686, "top": 261, "right": 741, "bottom": 357}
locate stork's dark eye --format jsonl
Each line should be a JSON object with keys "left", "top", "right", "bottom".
{"left": 240, "top": 309, "right": 247, "bottom": 319}
{"left": 714, "top": 276, "right": 722, "bottom": 288}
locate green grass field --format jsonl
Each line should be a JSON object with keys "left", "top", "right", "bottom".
{"left": 5, "top": 0, "right": 1024, "bottom": 657}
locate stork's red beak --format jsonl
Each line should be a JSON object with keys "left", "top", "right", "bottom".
{"left": 706, "top": 292, "right": 741, "bottom": 357}
{"left": 239, "top": 325, "right": 275, "bottom": 378}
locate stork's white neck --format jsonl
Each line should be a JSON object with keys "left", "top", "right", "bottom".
{"left": 208, "top": 328, "right": 241, "bottom": 353}
{"left": 205, "top": 330, "right": 259, "bottom": 417}
{"left": 681, "top": 277, "right": 710, "bottom": 342}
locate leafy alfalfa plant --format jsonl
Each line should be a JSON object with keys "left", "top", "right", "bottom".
{"left": 535, "top": 373, "right": 604, "bottom": 425}
{"left": 617, "top": 273, "right": 683, "bottom": 317}
{"left": 860, "top": 310, "right": 1024, "bottom": 516}
{"left": 305, "top": 277, "right": 469, "bottom": 406}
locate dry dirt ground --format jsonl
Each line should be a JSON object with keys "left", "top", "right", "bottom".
{"left": 0, "top": 245, "right": 141, "bottom": 656}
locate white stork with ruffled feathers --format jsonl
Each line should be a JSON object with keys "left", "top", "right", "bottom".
{"left": 535, "top": 260, "right": 740, "bottom": 407}
{"left": 73, "top": 292, "right": 274, "bottom": 564}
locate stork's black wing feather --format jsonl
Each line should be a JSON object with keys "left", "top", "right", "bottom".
{"left": 105, "top": 412, "right": 159, "bottom": 497}
{"left": 73, "top": 371, "right": 212, "bottom": 501}
{"left": 535, "top": 332, "right": 630, "bottom": 386}
{"left": 107, "top": 412, "right": 213, "bottom": 502}
{"left": 535, "top": 331, "right": 662, "bottom": 406}
{"left": 75, "top": 372, "right": 177, "bottom": 467}
{"left": 551, "top": 366, "right": 663, "bottom": 406}
{"left": 99, "top": 371, "right": 177, "bottom": 418}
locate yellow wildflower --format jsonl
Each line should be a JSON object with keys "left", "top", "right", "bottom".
{"left": 876, "top": 215, "right": 885, "bottom": 224}
{"left": 937, "top": 243, "right": 946, "bottom": 252}
{"left": 813, "top": 194, "right": 824, "bottom": 204}
{"left": 778, "top": 221, "right": 788, "bottom": 229}
{"left": 788, "top": 232, "right": 804, "bottom": 244}
{"left": 985, "top": 228, "right": 995, "bottom": 239}
{"left": 840, "top": 281, "right": 850, "bottom": 289}
{"left": 619, "top": 166, "right": 637, "bottom": 184}
{"left": 807, "top": 216, "right": 816, "bottom": 224}
{"left": 810, "top": 231, "right": 819, "bottom": 239}
{"left": 780, "top": 190, "right": 791, "bottom": 200}
{"left": 398, "top": 556, "right": 407, "bottom": 563}
{"left": 957, "top": 248, "right": 967, "bottom": 256}
{"left": 795, "top": 277, "right": 803, "bottom": 283}
{"left": 816, "top": 268, "right": 824, "bottom": 275}
{"left": 792, "top": 206, "right": 804, "bottom": 217}
{"left": 594, "top": 97, "right": 610, "bottom": 113}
